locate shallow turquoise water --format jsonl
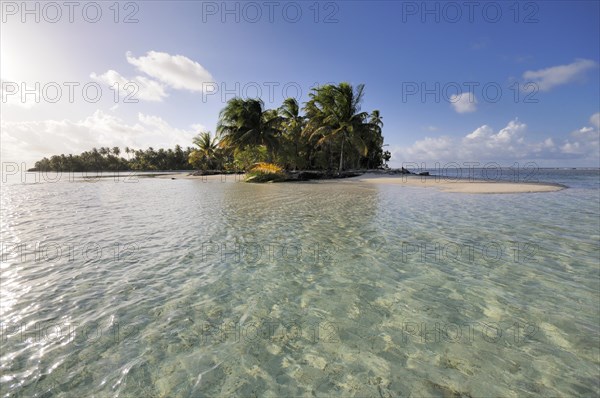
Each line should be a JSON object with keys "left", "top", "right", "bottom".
{"left": 1, "top": 171, "right": 599, "bottom": 397}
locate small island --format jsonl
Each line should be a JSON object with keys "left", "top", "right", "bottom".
{"left": 30, "top": 83, "right": 391, "bottom": 183}
{"left": 28, "top": 82, "right": 565, "bottom": 194}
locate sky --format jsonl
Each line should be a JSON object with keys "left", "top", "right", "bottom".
{"left": 1, "top": 0, "right": 599, "bottom": 168}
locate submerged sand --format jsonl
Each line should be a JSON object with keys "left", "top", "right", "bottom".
{"left": 157, "top": 172, "right": 565, "bottom": 194}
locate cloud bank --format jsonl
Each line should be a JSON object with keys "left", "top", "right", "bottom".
{"left": 391, "top": 114, "right": 599, "bottom": 167}
{"left": 1, "top": 110, "right": 205, "bottom": 165}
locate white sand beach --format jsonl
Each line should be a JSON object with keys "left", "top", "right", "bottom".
{"left": 346, "top": 173, "right": 565, "bottom": 194}
{"left": 159, "top": 172, "right": 565, "bottom": 193}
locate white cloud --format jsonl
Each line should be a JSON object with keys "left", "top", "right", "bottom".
{"left": 90, "top": 51, "right": 214, "bottom": 102}
{"left": 126, "top": 51, "right": 214, "bottom": 92}
{"left": 464, "top": 125, "right": 493, "bottom": 141}
{"left": 401, "top": 136, "right": 455, "bottom": 161}
{"left": 1, "top": 111, "right": 205, "bottom": 165}
{"left": 559, "top": 141, "right": 581, "bottom": 154}
{"left": 90, "top": 70, "right": 167, "bottom": 102}
{"left": 460, "top": 119, "right": 529, "bottom": 157}
{"left": 391, "top": 116, "right": 600, "bottom": 166}
{"left": 560, "top": 114, "right": 600, "bottom": 156}
{"left": 533, "top": 138, "right": 555, "bottom": 154}
{"left": 1, "top": 80, "right": 35, "bottom": 108}
{"left": 590, "top": 112, "right": 600, "bottom": 129}
{"left": 450, "top": 91, "right": 477, "bottom": 113}
{"left": 522, "top": 59, "right": 597, "bottom": 91}
{"left": 191, "top": 123, "right": 207, "bottom": 132}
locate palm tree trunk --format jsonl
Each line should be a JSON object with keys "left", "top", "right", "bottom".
{"left": 338, "top": 138, "right": 345, "bottom": 173}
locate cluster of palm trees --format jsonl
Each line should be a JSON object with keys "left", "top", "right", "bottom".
{"left": 190, "top": 82, "right": 390, "bottom": 173}
{"left": 32, "top": 83, "right": 389, "bottom": 174}
{"left": 32, "top": 145, "right": 194, "bottom": 172}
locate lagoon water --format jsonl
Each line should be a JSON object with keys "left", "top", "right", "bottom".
{"left": 1, "top": 170, "right": 599, "bottom": 397}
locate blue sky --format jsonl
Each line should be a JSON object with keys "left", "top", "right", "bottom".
{"left": 2, "top": 0, "right": 599, "bottom": 167}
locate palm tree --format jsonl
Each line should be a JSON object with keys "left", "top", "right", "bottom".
{"left": 124, "top": 147, "right": 131, "bottom": 164}
{"left": 112, "top": 147, "right": 120, "bottom": 157}
{"left": 174, "top": 145, "right": 185, "bottom": 169}
{"left": 217, "top": 98, "right": 281, "bottom": 162}
{"left": 370, "top": 110, "right": 383, "bottom": 130}
{"left": 190, "top": 131, "right": 221, "bottom": 170}
{"left": 279, "top": 98, "right": 306, "bottom": 169}
{"left": 361, "top": 110, "right": 385, "bottom": 169}
{"left": 304, "top": 83, "right": 370, "bottom": 173}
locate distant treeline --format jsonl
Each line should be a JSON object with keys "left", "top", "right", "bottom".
{"left": 30, "top": 146, "right": 194, "bottom": 172}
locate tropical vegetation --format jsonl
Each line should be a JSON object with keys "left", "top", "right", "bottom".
{"left": 196, "top": 82, "right": 390, "bottom": 173}
{"left": 30, "top": 83, "right": 391, "bottom": 175}
{"left": 31, "top": 145, "right": 194, "bottom": 172}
